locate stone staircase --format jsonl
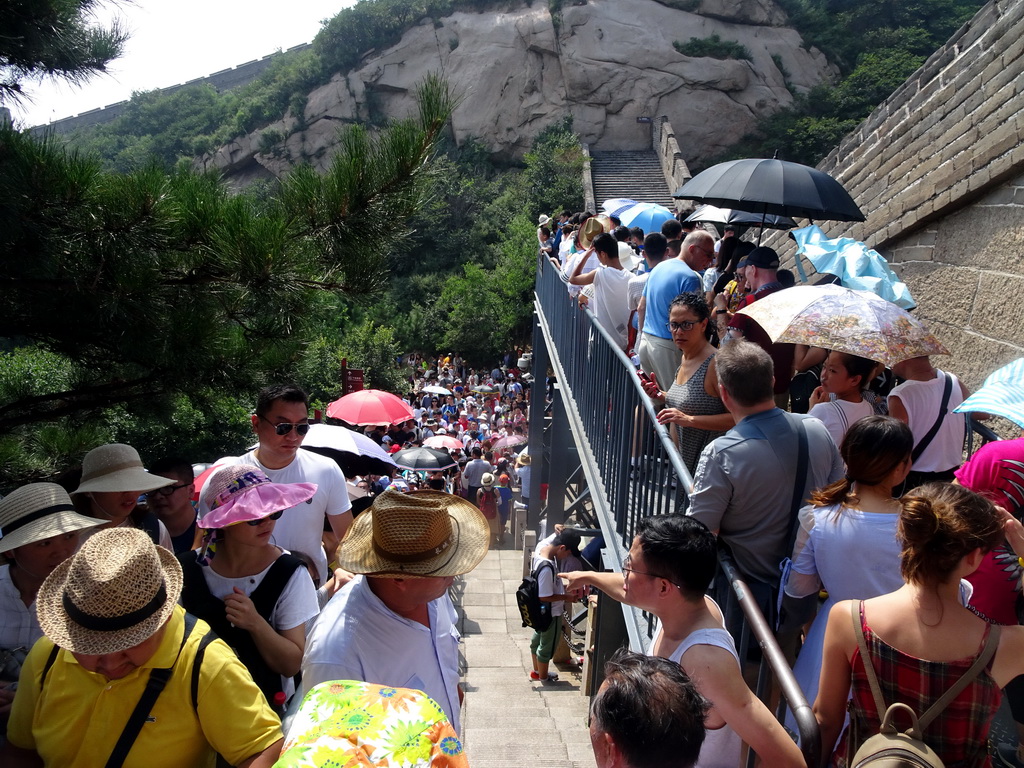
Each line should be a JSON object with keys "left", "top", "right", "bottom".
{"left": 589, "top": 149, "right": 677, "bottom": 212}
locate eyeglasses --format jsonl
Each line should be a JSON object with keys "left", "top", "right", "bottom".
{"left": 622, "top": 555, "right": 683, "bottom": 589}
{"left": 260, "top": 417, "right": 310, "bottom": 436}
{"left": 247, "top": 510, "right": 284, "bottom": 526}
{"left": 146, "top": 483, "right": 189, "bottom": 498}
{"left": 666, "top": 320, "right": 698, "bottom": 333}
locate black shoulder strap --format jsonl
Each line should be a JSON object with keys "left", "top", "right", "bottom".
{"left": 911, "top": 372, "right": 954, "bottom": 463}
{"left": 190, "top": 628, "right": 217, "bottom": 711}
{"left": 104, "top": 614, "right": 197, "bottom": 768}
{"left": 39, "top": 643, "right": 60, "bottom": 689}
{"left": 787, "top": 418, "right": 810, "bottom": 552}
{"left": 131, "top": 509, "right": 162, "bottom": 546}
{"left": 250, "top": 554, "right": 304, "bottom": 618}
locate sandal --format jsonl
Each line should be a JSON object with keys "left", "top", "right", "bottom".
{"left": 529, "top": 670, "right": 558, "bottom": 682}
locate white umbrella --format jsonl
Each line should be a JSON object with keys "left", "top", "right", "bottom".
{"left": 300, "top": 424, "right": 397, "bottom": 477}
{"left": 423, "top": 385, "right": 452, "bottom": 395}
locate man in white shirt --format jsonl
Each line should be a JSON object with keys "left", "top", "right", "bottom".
{"left": 204, "top": 385, "right": 352, "bottom": 583}
{"left": 569, "top": 232, "right": 633, "bottom": 350}
{"left": 299, "top": 489, "right": 490, "bottom": 732}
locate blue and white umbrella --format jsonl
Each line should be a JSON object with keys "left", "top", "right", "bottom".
{"left": 601, "top": 199, "right": 676, "bottom": 233}
{"left": 954, "top": 358, "right": 1024, "bottom": 426}
{"left": 791, "top": 225, "right": 916, "bottom": 310}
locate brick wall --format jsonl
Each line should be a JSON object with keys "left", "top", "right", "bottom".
{"left": 763, "top": 0, "right": 1024, "bottom": 392}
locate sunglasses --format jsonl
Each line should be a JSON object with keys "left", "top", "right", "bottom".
{"left": 146, "top": 483, "right": 189, "bottom": 498}
{"left": 260, "top": 416, "right": 310, "bottom": 436}
{"left": 247, "top": 510, "right": 284, "bottom": 526}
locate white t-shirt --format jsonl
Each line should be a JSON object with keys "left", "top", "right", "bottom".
{"left": 205, "top": 450, "right": 351, "bottom": 582}
{"left": 202, "top": 553, "right": 320, "bottom": 700}
{"left": 888, "top": 370, "right": 966, "bottom": 472}
{"left": 530, "top": 554, "right": 565, "bottom": 617}
{"left": 807, "top": 396, "right": 875, "bottom": 448}
{"left": 591, "top": 266, "right": 633, "bottom": 350}
{"left": 563, "top": 251, "right": 600, "bottom": 298}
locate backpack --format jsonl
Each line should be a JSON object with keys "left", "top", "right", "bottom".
{"left": 516, "top": 560, "right": 555, "bottom": 631}
{"left": 848, "top": 601, "right": 1000, "bottom": 768}
{"left": 178, "top": 552, "right": 303, "bottom": 711}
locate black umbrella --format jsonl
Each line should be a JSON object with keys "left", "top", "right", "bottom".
{"left": 392, "top": 447, "right": 457, "bottom": 471}
{"left": 673, "top": 158, "right": 865, "bottom": 222}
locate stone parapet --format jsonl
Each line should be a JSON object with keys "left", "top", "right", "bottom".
{"left": 760, "top": 0, "right": 1024, "bottom": 394}
{"left": 653, "top": 116, "right": 691, "bottom": 211}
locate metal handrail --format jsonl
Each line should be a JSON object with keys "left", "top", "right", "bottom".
{"left": 533, "top": 254, "right": 821, "bottom": 768}
{"left": 718, "top": 552, "right": 821, "bottom": 768}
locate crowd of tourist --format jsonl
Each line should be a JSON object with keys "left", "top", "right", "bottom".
{"left": 2, "top": 202, "right": 1024, "bottom": 768}
{"left": 0, "top": 349, "right": 549, "bottom": 767}
{"left": 547, "top": 206, "right": 1024, "bottom": 768}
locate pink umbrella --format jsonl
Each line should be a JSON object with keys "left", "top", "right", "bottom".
{"left": 424, "top": 435, "right": 464, "bottom": 452}
{"left": 326, "top": 389, "right": 415, "bottom": 427}
{"left": 491, "top": 434, "right": 527, "bottom": 451}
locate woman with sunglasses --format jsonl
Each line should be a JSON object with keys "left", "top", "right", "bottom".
{"left": 179, "top": 464, "right": 320, "bottom": 714}
{"left": 641, "top": 292, "right": 734, "bottom": 477}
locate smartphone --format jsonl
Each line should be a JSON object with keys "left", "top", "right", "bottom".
{"left": 637, "top": 369, "right": 658, "bottom": 388}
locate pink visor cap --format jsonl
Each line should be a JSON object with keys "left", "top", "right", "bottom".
{"left": 198, "top": 464, "right": 317, "bottom": 529}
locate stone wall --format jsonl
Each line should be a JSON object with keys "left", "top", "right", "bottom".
{"left": 761, "top": 0, "right": 1024, "bottom": 392}
{"left": 653, "top": 116, "right": 692, "bottom": 203}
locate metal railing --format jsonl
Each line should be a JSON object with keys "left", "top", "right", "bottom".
{"left": 533, "top": 254, "right": 820, "bottom": 768}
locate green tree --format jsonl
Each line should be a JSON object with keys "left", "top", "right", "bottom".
{"left": 0, "top": 75, "right": 454, "bottom": 436}
{"left": 521, "top": 118, "right": 585, "bottom": 218}
{"left": 0, "top": 0, "right": 128, "bottom": 103}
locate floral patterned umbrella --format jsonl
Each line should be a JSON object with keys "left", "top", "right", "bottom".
{"left": 277, "top": 680, "right": 467, "bottom": 767}
{"left": 734, "top": 284, "right": 948, "bottom": 367}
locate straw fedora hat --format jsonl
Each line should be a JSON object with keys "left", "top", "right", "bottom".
{"left": 73, "top": 443, "right": 175, "bottom": 495}
{"left": 37, "top": 528, "right": 182, "bottom": 654}
{"left": 516, "top": 453, "right": 531, "bottom": 467}
{"left": 0, "top": 483, "right": 105, "bottom": 555}
{"left": 336, "top": 489, "right": 488, "bottom": 578}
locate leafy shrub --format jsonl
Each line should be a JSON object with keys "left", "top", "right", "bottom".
{"left": 674, "top": 34, "right": 751, "bottom": 61}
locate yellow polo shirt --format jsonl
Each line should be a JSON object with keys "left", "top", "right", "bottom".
{"left": 8, "top": 606, "right": 281, "bottom": 767}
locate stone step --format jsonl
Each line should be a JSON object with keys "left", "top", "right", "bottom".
{"left": 457, "top": 539, "right": 597, "bottom": 768}
{"left": 589, "top": 149, "right": 677, "bottom": 211}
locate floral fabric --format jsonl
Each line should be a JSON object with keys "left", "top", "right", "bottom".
{"left": 276, "top": 680, "right": 468, "bottom": 768}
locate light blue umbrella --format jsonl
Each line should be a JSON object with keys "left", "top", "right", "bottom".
{"left": 601, "top": 199, "right": 676, "bottom": 233}
{"left": 790, "top": 225, "right": 916, "bottom": 310}
{"left": 954, "top": 358, "right": 1024, "bottom": 426}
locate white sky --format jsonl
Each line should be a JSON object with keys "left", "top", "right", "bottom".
{"left": 11, "top": 0, "right": 359, "bottom": 127}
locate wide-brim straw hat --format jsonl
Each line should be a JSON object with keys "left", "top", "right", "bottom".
{"left": 73, "top": 443, "right": 175, "bottom": 495}
{"left": 516, "top": 453, "right": 531, "bottom": 467}
{"left": 0, "top": 483, "right": 106, "bottom": 555}
{"left": 337, "top": 489, "right": 488, "bottom": 578}
{"left": 37, "top": 528, "right": 182, "bottom": 655}
{"left": 198, "top": 464, "right": 317, "bottom": 529}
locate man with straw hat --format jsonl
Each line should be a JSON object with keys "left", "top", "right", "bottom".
{"left": 0, "top": 484, "right": 105, "bottom": 722}
{"left": 2, "top": 528, "right": 283, "bottom": 768}
{"left": 300, "top": 488, "right": 489, "bottom": 732}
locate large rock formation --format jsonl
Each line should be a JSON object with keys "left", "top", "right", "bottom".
{"left": 201, "top": 0, "right": 835, "bottom": 183}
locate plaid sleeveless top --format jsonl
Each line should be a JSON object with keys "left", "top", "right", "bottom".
{"left": 832, "top": 602, "right": 1001, "bottom": 768}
